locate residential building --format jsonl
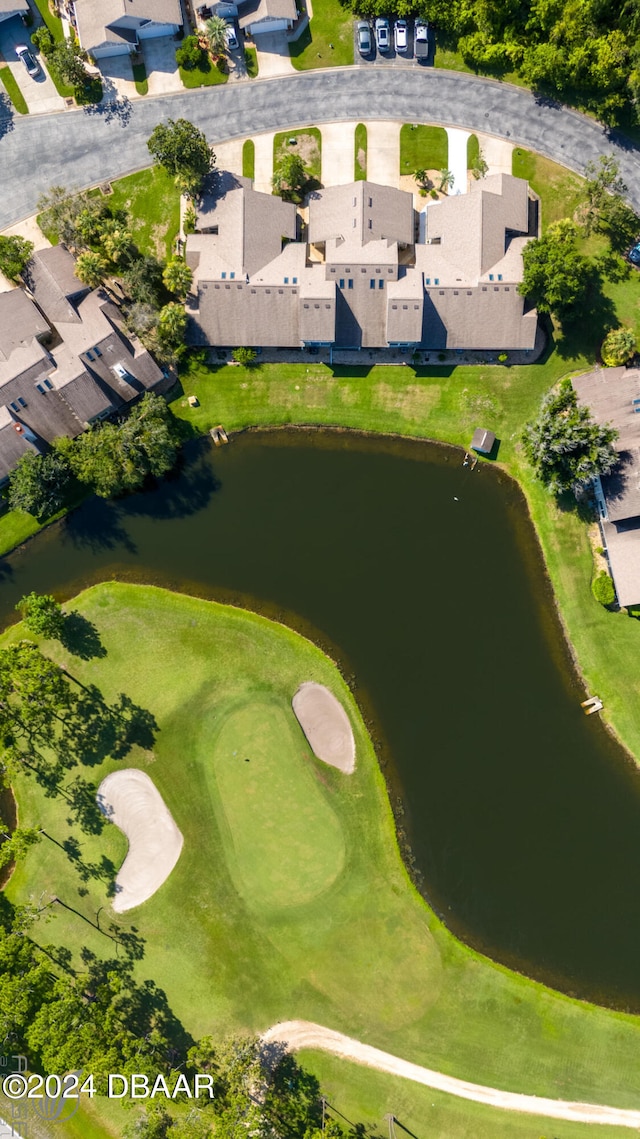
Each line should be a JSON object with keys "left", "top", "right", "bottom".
{"left": 0, "top": 245, "right": 164, "bottom": 482}
{"left": 73, "top": 0, "right": 183, "bottom": 59}
{"left": 186, "top": 172, "right": 538, "bottom": 352}
{"left": 0, "top": 0, "right": 29, "bottom": 24}
{"left": 573, "top": 366, "right": 640, "bottom": 607}
{"left": 205, "top": 0, "right": 297, "bottom": 34}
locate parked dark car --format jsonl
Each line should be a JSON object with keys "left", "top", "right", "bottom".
{"left": 356, "top": 20, "right": 372, "bottom": 55}
{"left": 629, "top": 243, "right": 640, "bottom": 266}
{"left": 375, "top": 17, "right": 390, "bottom": 52}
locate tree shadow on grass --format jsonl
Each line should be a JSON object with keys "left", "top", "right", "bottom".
{"left": 60, "top": 610, "right": 106, "bottom": 660}
{"left": 64, "top": 685, "right": 158, "bottom": 766}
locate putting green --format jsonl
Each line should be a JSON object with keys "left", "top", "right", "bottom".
{"left": 210, "top": 700, "right": 346, "bottom": 909}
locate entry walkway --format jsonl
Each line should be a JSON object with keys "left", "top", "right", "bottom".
{"left": 253, "top": 131, "right": 275, "bottom": 193}
{"left": 445, "top": 126, "right": 470, "bottom": 194}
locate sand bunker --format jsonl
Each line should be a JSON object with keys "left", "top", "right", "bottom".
{"left": 96, "top": 769, "right": 184, "bottom": 912}
{"left": 292, "top": 683, "right": 355, "bottom": 774}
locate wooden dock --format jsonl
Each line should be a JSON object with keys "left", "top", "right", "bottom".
{"left": 210, "top": 425, "right": 229, "bottom": 446}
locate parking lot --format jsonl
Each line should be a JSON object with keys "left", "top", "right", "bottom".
{"left": 353, "top": 19, "right": 436, "bottom": 67}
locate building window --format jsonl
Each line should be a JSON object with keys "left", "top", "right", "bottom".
{"left": 315, "top": 303, "right": 320, "bottom": 308}
{"left": 325, "top": 304, "right": 331, "bottom": 309}
{"left": 225, "top": 285, "right": 230, "bottom": 289}
{"left": 505, "top": 287, "right": 510, "bottom": 292}
{"left": 251, "top": 288, "right": 256, "bottom": 293}
{"left": 353, "top": 197, "right": 357, "bottom": 206}
{"left": 230, "top": 272, "right": 235, "bottom": 280}
{"left": 434, "top": 278, "right": 439, "bottom": 285}
{"left": 221, "top": 272, "right": 226, "bottom": 279}
{"left": 348, "top": 279, "right": 353, "bottom": 289}
{"left": 467, "top": 290, "right": 472, "bottom": 295}
{"left": 86, "top": 349, "right": 94, "bottom": 360}
{"left": 18, "top": 397, "right": 26, "bottom": 408}
{"left": 292, "top": 289, "right": 297, "bottom": 294}
{"left": 378, "top": 279, "right": 384, "bottom": 289}
{"left": 353, "top": 219, "right": 357, "bottom": 227}
{"left": 330, "top": 268, "right": 336, "bottom": 273}
{"left": 10, "top": 402, "right": 18, "bottom": 412}
{"left": 304, "top": 303, "right": 310, "bottom": 309}
{"left": 425, "top": 278, "right": 430, "bottom": 285}
{"left": 265, "top": 288, "right": 271, "bottom": 293}
{"left": 215, "top": 284, "right": 220, "bottom": 290}
{"left": 368, "top": 197, "right": 372, "bottom": 207}
{"left": 345, "top": 268, "right": 351, "bottom": 273}
{"left": 494, "top": 286, "right": 499, "bottom": 291}
{"left": 414, "top": 305, "right": 419, "bottom": 310}
{"left": 93, "top": 346, "right": 102, "bottom": 357}
{"left": 391, "top": 304, "right": 398, "bottom": 310}
{"left": 453, "top": 290, "right": 459, "bottom": 295}
{"left": 368, "top": 219, "right": 372, "bottom": 229}
{"left": 376, "top": 267, "right": 381, "bottom": 273}
{"left": 482, "top": 286, "right": 487, "bottom": 292}
{"left": 402, "top": 304, "right": 408, "bottom": 310}
{"left": 278, "top": 288, "right": 283, "bottom": 293}
{"left": 284, "top": 277, "right": 289, "bottom": 283}
{"left": 44, "top": 378, "right": 53, "bottom": 390}
{"left": 292, "top": 277, "right": 298, "bottom": 284}
{"left": 489, "top": 274, "right": 494, "bottom": 280}
{"left": 339, "top": 278, "right": 345, "bottom": 289}
{"left": 36, "top": 383, "right": 45, "bottom": 393}
{"left": 361, "top": 267, "right": 366, "bottom": 273}
{"left": 498, "top": 274, "right": 503, "bottom": 281}
{"left": 439, "top": 290, "right": 444, "bottom": 295}
{"left": 370, "top": 279, "right": 375, "bottom": 289}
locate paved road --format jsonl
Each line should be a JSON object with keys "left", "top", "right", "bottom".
{"left": 1, "top": 66, "right": 639, "bottom": 227}
{"left": 263, "top": 1021, "right": 640, "bottom": 1128}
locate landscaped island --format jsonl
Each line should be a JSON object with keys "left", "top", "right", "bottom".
{"left": 4, "top": 582, "right": 640, "bottom": 1138}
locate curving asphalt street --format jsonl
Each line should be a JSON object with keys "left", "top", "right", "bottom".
{"left": 1, "top": 66, "right": 640, "bottom": 227}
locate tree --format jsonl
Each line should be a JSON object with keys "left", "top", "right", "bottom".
{"left": 0, "top": 820, "right": 41, "bottom": 871}
{"left": 175, "top": 35, "right": 206, "bottom": 69}
{"left": 601, "top": 326, "right": 637, "bottom": 366}
{"left": 157, "top": 302, "right": 187, "bottom": 358}
{"left": 102, "top": 226, "right": 137, "bottom": 266}
{"left": 205, "top": 15, "right": 228, "bottom": 56}
{"left": 125, "top": 302, "right": 159, "bottom": 339}
{"left": 16, "top": 593, "right": 65, "bottom": 640}
{"left": 36, "top": 185, "right": 90, "bottom": 248}
{"left": 75, "top": 251, "right": 108, "bottom": 289}
{"left": 272, "top": 152, "right": 308, "bottom": 200}
{"left": 31, "top": 26, "right": 54, "bottom": 56}
{"left": 162, "top": 257, "right": 193, "bottom": 300}
{"left": 0, "top": 235, "right": 33, "bottom": 281}
{"left": 60, "top": 394, "right": 179, "bottom": 499}
{"left": 413, "top": 168, "right": 432, "bottom": 190}
{"left": 471, "top": 150, "right": 489, "bottom": 180}
{"left": 438, "top": 168, "right": 455, "bottom": 193}
{"left": 522, "top": 378, "right": 619, "bottom": 494}
{"left": 50, "top": 39, "right": 90, "bottom": 91}
{"left": 121, "top": 255, "right": 164, "bottom": 307}
{"left": 8, "top": 450, "right": 71, "bottom": 519}
{"left": 592, "top": 569, "right": 616, "bottom": 606}
{"left": 518, "top": 220, "right": 592, "bottom": 320}
{"left": 232, "top": 347, "right": 257, "bottom": 366}
{"left": 147, "top": 119, "right": 215, "bottom": 197}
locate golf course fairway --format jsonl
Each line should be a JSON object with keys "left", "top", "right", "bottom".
{"left": 4, "top": 583, "right": 640, "bottom": 1136}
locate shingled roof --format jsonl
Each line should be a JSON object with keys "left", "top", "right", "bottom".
{"left": 75, "top": 0, "right": 182, "bottom": 52}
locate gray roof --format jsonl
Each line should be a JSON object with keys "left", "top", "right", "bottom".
{"left": 423, "top": 174, "right": 530, "bottom": 283}
{"left": 75, "top": 0, "right": 182, "bottom": 51}
{"left": 190, "top": 171, "right": 296, "bottom": 279}
{"left": 309, "top": 181, "right": 414, "bottom": 248}
{"left": 0, "top": 408, "right": 41, "bottom": 485}
{"left": 22, "top": 245, "right": 89, "bottom": 326}
{"left": 573, "top": 367, "right": 640, "bottom": 522}
{"left": 0, "top": 291, "right": 49, "bottom": 362}
{"left": 471, "top": 428, "right": 496, "bottom": 453}
{"left": 602, "top": 519, "right": 640, "bottom": 607}
{"left": 238, "top": 0, "right": 296, "bottom": 27}
{"left": 189, "top": 174, "right": 537, "bottom": 352}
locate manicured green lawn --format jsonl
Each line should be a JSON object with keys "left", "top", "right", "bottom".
{"left": 512, "top": 147, "right": 586, "bottom": 230}
{"left": 400, "top": 124, "right": 448, "bottom": 176}
{"left": 9, "top": 581, "right": 640, "bottom": 1131}
{"left": 33, "top": 0, "right": 64, "bottom": 43}
{"left": 274, "top": 127, "right": 322, "bottom": 183}
{"left": 179, "top": 56, "right": 227, "bottom": 87}
{"left": 0, "top": 66, "right": 28, "bottom": 114}
{"left": 354, "top": 122, "right": 367, "bottom": 180}
{"left": 304, "top": 1051, "right": 636, "bottom": 1139}
{"left": 243, "top": 138, "right": 255, "bottom": 179}
{"left": 132, "top": 58, "right": 148, "bottom": 95}
{"left": 467, "top": 132, "right": 479, "bottom": 168}
{"left": 107, "top": 167, "right": 181, "bottom": 260}
{"left": 289, "top": 0, "right": 354, "bottom": 69}
{"left": 244, "top": 45, "right": 258, "bottom": 77}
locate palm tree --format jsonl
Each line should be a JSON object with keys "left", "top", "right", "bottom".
{"left": 205, "top": 15, "right": 228, "bottom": 57}
{"left": 162, "top": 257, "right": 193, "bottom": 300}
{"left": 75, "top": 251, "right": 108, "bottom": 289}
{"left": 438, "top": 168, "right": 455, "bottom": 193}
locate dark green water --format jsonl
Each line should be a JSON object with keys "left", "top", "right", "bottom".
{"left": 2, "top": 429, "right": 640, "bottom": 1009}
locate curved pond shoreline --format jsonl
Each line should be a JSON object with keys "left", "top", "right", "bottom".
{"left": 2, "top": 428, "right": 640, "bottom": 1010}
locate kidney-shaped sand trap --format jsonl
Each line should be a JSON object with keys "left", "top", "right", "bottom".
{"left": 96, "top": 769, "right": 184, "bottom": 912}
{"left": 292, "top": 682, "right": 356, "bottom": 774}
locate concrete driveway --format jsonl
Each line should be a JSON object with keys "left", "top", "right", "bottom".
{"left": 446, "top": 126, "right": 470, "bottom": 194}
{"left": 142, "top": 35, "right": 183, "bottom": 95}
{"left": 319, "top": 121, "right": 355, "bottom": 185}
{"left": 0, "top": 13, "right": 64, "bottom": 114}
{"left": 98, "top": 53, "right": 138, "bottom": 102}
{"left": 253, "top": 31, "right": 294, "bottom": 77}
{"left": 364, "top": 120, "right": 401, "bottom": 187}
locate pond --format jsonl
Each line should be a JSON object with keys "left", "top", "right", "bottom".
{"left": 2, "top": 428, "right": 640, "bottom": 1010}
